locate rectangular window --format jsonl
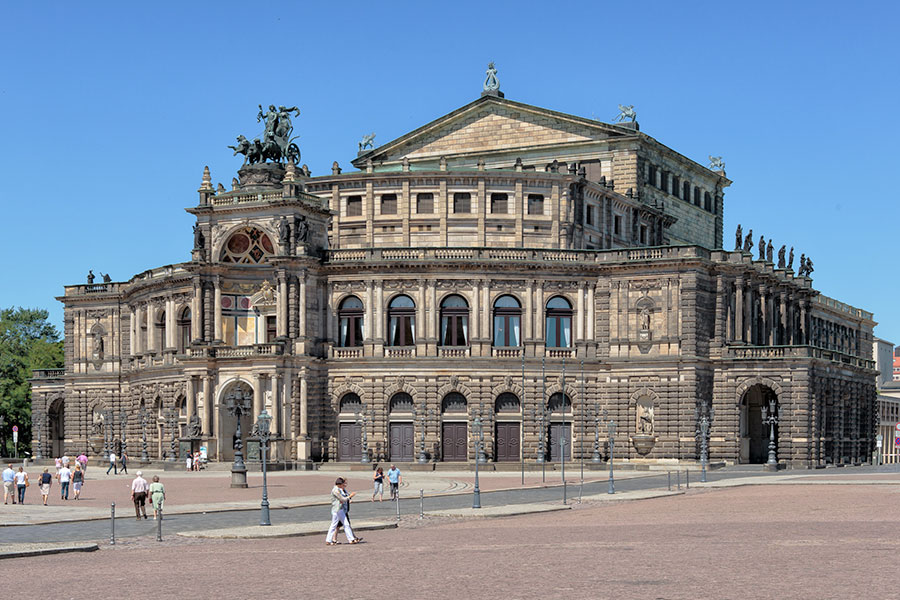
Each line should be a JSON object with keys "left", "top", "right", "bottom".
{"left": 380, "top": 193, "right": 397, "bottom": 215}
{"left": 416, "top": 193, "right": 434, "bottom": 214}
{"left": 586, "top": 205, "right": 595, "bottom": 226}
{"left": 672, "top": 175, "right": 680, "bottom": 198}
{"left": 493, "top": 315, "right": 521, "bottom": 346}
{"left": 490, "top": 193, "right": 508, "bottom": 214}
{"left": 453, "top": 192, "right": 471, "bottom": 213}
{"left": 694, "top": 188, "right": 701, "bottom": 206}
{"left": 265, "top": 316, "right": 277, "bottom": 343}
{"left": 704, "top": 192, "right": 713, "bottom": 212}
{"left": 527, "top": 194, "right": 544, "bottom": 215}
{"left": 346, "top": 195, "right": 362, "bottom": 217}
{"left": 640, "top": 225, "right": 648, "bottom": 245}
{"left": 614, "top": 215, "right": 622, "bottom": 236}
{"left": 659, "top": 171, "right": 668, "bottom": 194}
{"left": 683, "top": 182, "right": 691, "bottom": 202}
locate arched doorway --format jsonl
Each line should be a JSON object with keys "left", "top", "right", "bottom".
{"left": 739, "top": 384, "right": 779, "bottom": 464}
{"left": 494, "top": 392, "right": 521, "bottom": 462}
{"left": 219, "top": 381, "right": 253, "bottom": 462}
{"left": 338, "top": 393, "right": 363, "bottom": 462}
{"left": 441, "top": 392, "right": 467, "bottom": 461}
{"left": 48, "top": 397, "right": 65, "bottom": 458}
{"left": 547, "top": 392, "right": 572, "bottom": 462}
{"left": 389, "top": 392, "right": 414, "bottom": 462}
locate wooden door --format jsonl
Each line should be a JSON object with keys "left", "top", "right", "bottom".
{"left": 339, "top": 422, "right": 362, "bottom": 462}
{"left": 442, "top": 422, "right": 467, "bottom": 461}
{"left": 390, "top": 423, "right": 414, "bottom": 462}
{"left": 549, "top": 423, "right": 571, "bottom": 462}
{"left": 495, "top": 422, "right": 520, "bottom": 462}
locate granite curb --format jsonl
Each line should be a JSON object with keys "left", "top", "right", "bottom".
{"left": 0, "top": 543, "right": 99, "bottom": 560}
{"left": 177, "top": 520, "right": 398, "bottom": 539}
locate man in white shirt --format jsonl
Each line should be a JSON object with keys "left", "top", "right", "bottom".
{"left": 57, "top": 465, "right": 72, "bottom": 500}
{"left": 107, "top": 452, "right": 117, "bottom": 475}
{"left": 131, "top": 471, "right": 150, "bottom": 520}
{"left": 61, "top": 454, "right": 70, "bottom": 468}
{"left": 2, "top": 464, "right": 16, "bottom": 505}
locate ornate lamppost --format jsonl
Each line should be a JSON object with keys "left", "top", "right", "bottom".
{"left": 254, "top": 410, "right": 273, "bottom": 526}
{"left": 475, "top": 403, "right": 488, "bottom": 464}
{"left": 164, "top": 408, "right": 178, "bottom": 462}
{"left": 761, "top": 397, "right": 781, "bottom": 471}
{"left": 415, "top": 400, "right": 431, "bottom": 464}
{"left": 102, "top": 410, "right": 112, "bottom": 460}
{"left": 591, "top": 406, "right": 603, "bottom": 463}
{"left": 472, "top": 415, "right": 483, "bottom": 509}
{"left": 354, "top": 407, "right": 370, "bottom": 464}
{"left": 604, "top": 409, "right": 616, "bottom": 494}
{"left": 33, "top": 412, "right": 43, "bottom": 460}
{"left": 138, "top": 408, "right": 149, "bottom": 462}
{"left": 119, "top": 410, "right": 128, "bottom": 458}
{"left": 224, "top": 385, "right": 252, "bottom": 488}
{"left": 695, "top": 404, "right": 714, "bottom": 483}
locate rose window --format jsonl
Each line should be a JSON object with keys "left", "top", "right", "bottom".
{"left": 220, "top": 227, "right": 275, "bottom": 263}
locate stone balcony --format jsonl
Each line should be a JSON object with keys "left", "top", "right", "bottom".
{"left": 723, "top": 345, "right": 875, "bottom": 369}
{"left": 32, "top": 368, "right": 65, "bottom": 379}
{"left": 185, "top": 343, "right": 284, "bottom": 360}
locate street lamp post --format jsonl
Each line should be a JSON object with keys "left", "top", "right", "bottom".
{"left": 138, "top": 408, "right": 149, "bottom": 462}
{"left": 591, "top": 407, "right": 603, "bottom": 463}
{"left": 355, "top": 407, "right": 371, "bottom": 464}
{"left": 119, "top": 410, "right": 128, "bottom": 458}
{"left": 33, "top": 413, "right": 43, "bottom": 460}
{"left": 224, "top": 386, "right": 252, "bottom": 488}
{"left": 696, "top": 405, "right": 713, "bottom": 483}
{"left": 255, "top": 410, "right": 273, "bottom": 526}
{"left": 605, "top": 410, "right": 616, "bottom": 495}
{"left": 472, "top": 416, "right": 483, "bottom": 509}
{"left": 164, "top": 408, "right": 178, "bottom": 462}
{"left": 761, "top": 398, "right": 780, "bottom": 471}
{"left": 102, "top": 410, "right": 112, "bottom": 460}
{"left": 476, "top": 403, "right": 488, "bottom": 464}
{"left": 416, "top": 401, "right": 429, "bottom": 464}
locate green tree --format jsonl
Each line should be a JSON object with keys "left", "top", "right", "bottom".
{"left": 0, "top": 307, "right": 64, "bottom": 457}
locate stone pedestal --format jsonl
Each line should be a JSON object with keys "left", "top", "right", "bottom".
{"left": 631, "top": 434, "right": 657, "bottom": 456}
{"left": 231, "top": 467, "right": 248, "bottom": 488}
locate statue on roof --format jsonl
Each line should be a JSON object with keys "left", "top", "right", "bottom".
{"left": 614, "top": 104, "right": 637, "bottom": 123}
{"left": 766, "top": 240, "right": 774, "bottom": 263}
{"left": 798, "top": 254, "right": 807, "bottom": 276}
{"left": 778, "top": 245, "right": 786, "bottom": 268}
{"left": 787, "top": 247, "right": 794, "bottom": 270}
{"left": 735, "top": 224, "right": 743, "bottom": 251}
{"left": 483, "top": 62, "right": 500, "bottom": 92}
{"left": 229, "top": 104, "right": 301, "bottom": 165}
{"left": 758, "top": 235, "right": 765, "bottom": 261}
{"left": 359, "top": 133, "right": 376, "bottom": 152}
{"left": 743, "top": 229, "right": 753, "bottom": 253}
{"left": 708, "top": 156, "right": 725, "bottom": 170}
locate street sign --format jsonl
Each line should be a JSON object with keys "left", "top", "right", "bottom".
{"left": 895, "top": 436, "right": 900, "bottom": 447}
{"left": 11, "top": 426, "right": 18, "bottom": 432}
{"left": 895, "top": 423, "right": 900, "bottom": 432}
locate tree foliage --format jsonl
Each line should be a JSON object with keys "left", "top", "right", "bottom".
{"left": 0, "top": 307, "right": 64, "bottom": 456}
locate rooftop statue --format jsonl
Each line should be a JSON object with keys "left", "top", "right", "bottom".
{"left": 743, "top": 229, "right": 753, "bottom": 253}
{"left": 359, "top": 133, "right": 376, "bottom": 152}
{"left": 778, "top": 245, "right": 786, "bottom": 268}
{"left": 483, "top": 62, "right": 500, "bottom": 92}
{"left": 228, "top": 105, "right": 301, "bottom": 165}
{"left": 787, "top": 247, "right": 794, "bottom": 270}
{"left": 708, "top": 156, "right": 725, "bottom": 170}
{"left": 614, "top": 104, "right": 637, "bottom": 123}
{"left": 735, "top": 224, "right": 743, "bottom": 251}
{"left": 766, "top": 240, "right": 774, "bottom": 263}
{"left": 758, "top": 235, "right": 765, "bottom": 261}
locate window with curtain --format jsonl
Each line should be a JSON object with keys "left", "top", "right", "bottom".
{"left": 177, "top": 308, "right": 191, "bottom": 353}
{"left": 440, "top": 294, "right": 469, "bottom": 346}
{"left": 493, "top": 295, "right": 521, "bottom": 347}
{"left": 490, "top": 193, "right": 508, "bottom": 214}
{"left": 338, "top": 296, "right": 364, "bottom": 347}
{"left": 388, "top": 295, "right": 416, "bottom": 346}
{"left": 545, "top": 296, "right": 572, "bottom": 348}
{"left": 155, "top": 311, "right": 166, "bottom": 351}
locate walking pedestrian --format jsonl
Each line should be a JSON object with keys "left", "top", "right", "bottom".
{"left": 77, "top": 453, "right": 88, "bottom": 474}
{"left": 72, "top": 464, "right": 84, "bottom": 500}
{"left": 14, "top": 467, "right": 28, "bottom": 504}
{"left": 2, "top": 464, "right": 15, "bottom": 505}
{"left": 387, "top": 464, "right": 402, "bottom": 501}
{"left": 120, "top": 451, "right": 128, "bottom": 475}
{"left": 57, "top": 463, "right": 72, "bottom": 500}
{"left": 61, "top": 454, "right": 70, "bottom": 469}
{"left": 326, "top": 478, "right": 361, "bottom": 545}
{"left": 149, "top": 475, "right": 165, "bottom": 519}
{"left": 107, "top": 452, "right": 117, "bottom": 475}
{"left": 185, "top": 453, "right": 192, "bottom": 472}
{"left": 372, "top": 467, "right": 385, "bottom": 501}
{"left": 130, "top": 471, "right": 149, "bottom": 520}
{"left": 39, "top": 468, "right": 52, "bottom": 505}
{"left": 54, "top": 457, "right": 61, "bottom": 474}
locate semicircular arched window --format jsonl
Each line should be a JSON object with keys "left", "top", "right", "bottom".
{"left": 545, "top": 296, "right": 573, "bottom": 348}
{"left": 220, "top": 227, "right": 275, "bottom": 264}
{"left": 493, "top": 295, "right": 521, "bottom": 347}
{"left": 388, "top": 295, "right": 416, "bottom": 346}
{"left": 389, "top": 392, "right": 414, "bottom": 413}
{"left": 440, "top": 294, "right": 469, "bottom": 347}
{"left": 340, "top": 393, "right": 363, "bottom": 414}
{"left": 548, "top": 392, "right": 572, "bottom": 413}
{"left": 442, "top": 392, "right": 468, "bottom": 413}
{"left": 339, "top": 296, "right": 364, "bottom": 347}
{"left": 495, "top": 392, "right": 520, "bottom": 413}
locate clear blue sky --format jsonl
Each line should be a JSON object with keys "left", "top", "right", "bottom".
{"left": 1, "top": 1, "right": 897, "bottom": 344}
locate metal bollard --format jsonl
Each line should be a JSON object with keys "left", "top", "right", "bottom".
{"left": 110, "top": 502, "right": 116, "bottom": 545}
{"left": 419, "top": 489, "right": 424, "bottom": 520}
{"left": 676, "top": 470, "right": 681, "bottom": 490}
{"left": 396, "top": 491, "right": 401, "bottom": 521}
{"left": 686, "top": 469, "right": 690, "bottom": 489}
{"left": 156, "top": 507, "right": 163, "bottom": 542}
{"left": 667, "top": 472, "right": 671, "bottom": 491}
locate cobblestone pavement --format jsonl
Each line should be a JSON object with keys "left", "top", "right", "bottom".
{"left": 5, "top": 481, "right": 899, "bottom": 599}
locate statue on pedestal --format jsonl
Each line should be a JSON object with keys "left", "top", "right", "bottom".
{"left": 735, "top": 224, "right": 743, "bottom": 251}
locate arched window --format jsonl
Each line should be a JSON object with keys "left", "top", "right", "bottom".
{"left": 155, "top": 310, "right": 166, "bottom": 352}
{"left": 177, "top": 307, "right": 191, "bottom": 353}
{"left": 442, "top": 392, "right": 467, "bottom": 413}
{"left": 388, "top": 295, "right": 416, "bottom": 346}
{"left": 545, "top": 296, "right": 572, "bottom": 348}
{"left": 440, "top": 295, "right": 469, "bottom": 347}
{"left": 495, "top": 392, "right": 520, "bottom": 413}
{"left": 340, "top": 393, "right": 363, "bottom": 414}
{"left": 338, "top": 296, "right": 364, "bottom": 347}
{"left": 493, "top": 295, "right": 521, "bottom": 347}
{"left": 178, "top": 395, "right": 187, "bottom": 416}
{"left": 389, "top": 392, "right": 414, "bottom": 413}
{"left": 548, "top": 392, "right": 572, "bottom": 413}
{"left": 220, "top": 227, "right": 275, "bottom": 264}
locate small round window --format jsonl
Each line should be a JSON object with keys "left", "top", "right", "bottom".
{"left": 221, "top": 227, "right": 275, "bottom": 264}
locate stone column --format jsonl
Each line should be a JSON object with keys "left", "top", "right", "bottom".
{"left": 767, "top": 290, "right": 776, "bottom": 346}
{"left": 758, "top": 285, "right": 767, "bottom": 347}
{"left": 471, "top": 282, "right": 480, "bottom": 344}
{"left": 524, "top": 280, "right": 533, "bottom": 342}
{"left": 482, "top": 280, "right": 491, "bottom": 341}
{"left": 146, "top": 303, "right": 154, "bottom": 353}
{"left": 213, "top": 278, "right": 223, "bottom": 343}
{"left": 714, "top": 275, "right": 725, "bottom": 344}
{"left": 191, "top": 282, "right": 201, "bottom": 342}
{"left": 779, "top": 290, "right": 788, "bottom": 346}
{"left": 428, "top": 280, "right": 437, "bottom": 342}
{"left": 166, "top": 297, "right": 176, "bottom": 349}
{"left": 277, "top": 273, "right": 287, "bottom": 339}
{"left": 272, "top": 373, "right": 281, "bottom": 435}
{"left": 743, "top": 284, "right": 752, "bottom": 343}
{"left": 576, "top": 281, "right": 585, "bottom": 342}
{"left": 203, "top": 375, "right": 213, "bottom": 437}
{"left": 734, "top": 277, "right": 744, "bottom": 343}
{"left": 299, "top": 272, "right": 307, "bottom": 339}
{"left": 299, "top": 374, "right": 309, "bottom": 438}
{"left": 253, "top": 373, "right": 264, "bottom": 421}
{"left": 130, "top": 306, "right": 138, "bottom": 355}
{"left": 800, "top": 300, "right": 809, "bottom": 345}
{"left": 536, "top": 282, "right": 545, "bottom": 340}
{"left": 186, "top": 377, "right": 196, "bottom": 420}
{"left": 375, "top": 280, "right": 384, "bottom": 342}
{"left": 325, "top": 283, "right": 333, "bottom": 342}
{"left": 586, "top": 283, "right": 595, "bottom": 342}
{"left": 788, "top": 295, "right": 796, "bottom": 345}
{"left": 418, "top": 279, "right": 426, "bottom": 344}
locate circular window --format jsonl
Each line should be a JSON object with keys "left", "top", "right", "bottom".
{"left": 220, "top": 227, "right": 275, "bottom": 264}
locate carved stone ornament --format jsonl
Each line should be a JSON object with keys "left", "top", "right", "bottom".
{"left": 448, "top": 375, "right": 459, "bottom": 390}
{"left": 395, "top": 376, "right": 408, "bottom": 388}
{"left": 630, "top": 279, "right": 662, "bottom": 291}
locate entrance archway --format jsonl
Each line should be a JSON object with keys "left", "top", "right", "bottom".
{"left": 48, "top": 397, "right": 65, "bottom": 458}
{"left": 739, "top": 384, "right": 779, "bottom": 464}
{"left": 219, "top": 381, "right": 253, "bottom": 462}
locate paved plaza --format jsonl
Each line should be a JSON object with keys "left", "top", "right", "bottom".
{"left": 2, "top": 466, "right": 899, "bottom": 598}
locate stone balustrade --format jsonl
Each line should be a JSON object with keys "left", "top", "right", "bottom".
{"left": 493, "top": 347, "right": 522, "bottom": 358}
{"left": 724, "top": 345, "right": 875, "bottom": 369}
{"left": 32, "top": 369, "right": 65, "bottom": 379}
{"left": 438, "top": 346, "right": 470, "bottom": 358}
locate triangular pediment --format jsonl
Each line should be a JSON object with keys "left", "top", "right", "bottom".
{"left": 353, "top": 96, "right": 633, "bottom": 167}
